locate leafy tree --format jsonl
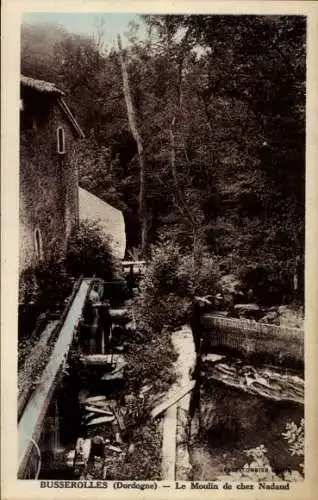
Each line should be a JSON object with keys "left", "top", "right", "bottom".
{"left": 21, "top": 15, "right": 305, "bottom": 305}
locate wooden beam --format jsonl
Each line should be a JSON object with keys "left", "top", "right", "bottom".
{"left": 151, "top": 381, "right": 196, "bottom": 419}
{"left": 82, "top": 354, "right": 125, "bottom": 367}
{"left": 18, "top": 278, "right": 93, "bottom": 478}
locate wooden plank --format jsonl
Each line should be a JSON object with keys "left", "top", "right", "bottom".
{"left": 83, "top": 354, "right": 124, "bottom": 366}
{"left": 122, "top": 260, "right": 146, "bottom": 266}
{"left": 86, "top": 415, "right": 115, "bottom": 426}
{"left": 161, "top": 405, "right": 177, "bottom": 480}
{"left": 84, "top": 395, "right": 108, "bottom": 405}
{"left": 18, "top": 319, "right": 59, "bottom": 420}
{"left": 18, "top": 278, "right": 93, "bottom": 477}
{"left": 84, "top": 405, "right": 114, "bottom": 416}
{"left": 109, "top": 309, "right": 129, "bottom": 320}
{"left": 100, "top": 370, "right": 124, "bottom": 382}
{"left": 107, "top": 401, "right": 126, "bottom": 432}
{"left": 151, "top": 381, "right": 196, "bottom": 419}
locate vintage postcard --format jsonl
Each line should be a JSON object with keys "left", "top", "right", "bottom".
{"left": 1, "top": 0, "right": 318, "bottom": 499}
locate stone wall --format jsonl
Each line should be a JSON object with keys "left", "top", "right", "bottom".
{"left": 20, "top": 92, "right": 79, "bottom": 274}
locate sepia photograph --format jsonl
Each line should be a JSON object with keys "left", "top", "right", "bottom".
{"left": 7, "top": 6, "right": 311, "bottom": 491}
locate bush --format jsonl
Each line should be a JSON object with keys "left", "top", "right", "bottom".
{"left": 237, "top": 262, "right": 293, "bottom": 306}
{"left": 125, "top": 327, "right": 178, "bottom": 394}
{"left": 66, "top": 220, "right": 121, "bottom": 281}
{"left": 177, "top": 253, "right": 222, "bottom": 304}
{"left": 19, "top": 258, "right": 74, "bottom": 311}
{"left": 282, "top": 418, "right": 304, "bottom": 473}
{"left": 106, "top": 421, "right": 162, "bottom": 480}
{"left": 135, "top": 241, "right": 194, "bottom": 333}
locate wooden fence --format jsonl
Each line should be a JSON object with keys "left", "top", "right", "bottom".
{"left": 201, "top": 314, "right": 304, "bottom": 364}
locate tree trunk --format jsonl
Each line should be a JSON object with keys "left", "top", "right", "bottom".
{"left": 169, "top": 45, "right": 199, "bottom": 267}
{"left": 117, "top": 35, "right": 148, "bottom": 258}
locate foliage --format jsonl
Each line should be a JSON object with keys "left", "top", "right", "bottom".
{"left": 66, "top": 220, "right": 120, "bottom": 281}
{"left": 125, "top": 326, "right": 178, "bottom": 394}
{"left": 19, "top": 258, "right": 74, "bottom": 310}
{"left": 107, "top": 421, "right": 162, "bottom": 480}
{"left": 224, "top": 419, "right": 304, "bottom": 482}
{"left": 125, "top": 242, "right": 194, "bottom": 394}
{"left": 282, "top": 418, "right": 304, "bottom": 472}
{"left": 177, "top": 252, "right": 222, "bottom": 302}
{"left": 240, "top": 445, "right": 278, "bottom": 481}
{"left": 21, "top": 15, "right": 305, "bottom": 304}
{"left": 135, "top": 241, "right": 194, "bottom": 332}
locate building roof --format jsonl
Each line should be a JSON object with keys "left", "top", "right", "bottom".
{"left": 21, "top": 75, "right": 64, "bottom": 95}
{"left": 21, "top": 75, "right": 85, "bottom": 138}
{"left": 78, "top": 188, "right": 126, "bottom": 260}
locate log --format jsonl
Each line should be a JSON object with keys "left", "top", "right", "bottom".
{"left": 151, "top": 381, "right": 196, "bottom": 419}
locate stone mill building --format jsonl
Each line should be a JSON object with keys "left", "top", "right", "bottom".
{"left": 19, "top": 75, "right": 126, "bottom": 275}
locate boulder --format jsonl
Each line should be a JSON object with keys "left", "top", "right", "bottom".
{"left": 233, "top": 303, "right": 261, "bottom": 319}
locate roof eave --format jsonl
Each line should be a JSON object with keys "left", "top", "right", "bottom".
{"left": 21, "top": 75, "right": 65, "bottom": 96}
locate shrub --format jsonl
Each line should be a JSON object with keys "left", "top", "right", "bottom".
{"left": 225, "top": 419, "right": 305, "bottom": 482}
{"left": 177, "top": 253, "right": 222, "bottom": 304}
{"left": 19, "top": 258, "right": 74, "bottom": 311}
{"left": 106, "top": 421, "right": 162, "bottom": 480}
{"left": 125, "top": 327, "right": 178, "bottom": 394}
{"left": 66, "top": 220, "right": 121, "bottom": 281}
{"left": 237, "top": 262, "right": 293, "bottom": 306}
{"left": 282, "top": 418, "right": 304, "bottom": 473}
{"left": 135, "top": 241, "right": 194, "bottom": 333}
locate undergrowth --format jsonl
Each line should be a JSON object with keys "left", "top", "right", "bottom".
{"left": 107, "top": 421, "right": 162, "bottom": 480}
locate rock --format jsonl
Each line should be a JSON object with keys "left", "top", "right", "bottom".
{"left": 202, "top": 354, "right": 225, "bottom": 363}
{"left": 102, "top": 465, "right": 108, "bottom": 479}
{"left": 74, "top": 438, "right": 91, "bottom": 466}
{"left": 233, "top": 303, "right": 261, "bottom": 319}
{"left": 115, "top": 432, "right": 124, "bottom": 444}
{"left": 106, "top": 444, "right": 122, "bottom": 453}
{"left": 66, "top": 450, "right": 75, "bottom": 468}
{"left": 127, "top": 443, "right": 135, "bottom": 454}
{"left": 234, "top": 303, "right": 260, "bottom": 312}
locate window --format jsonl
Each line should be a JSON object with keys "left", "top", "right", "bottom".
{"left": 34, "top": 228, "right": 43, "bottom": 261}
{"left": 57, "top": 126, "right": 65, "bottom": 154}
